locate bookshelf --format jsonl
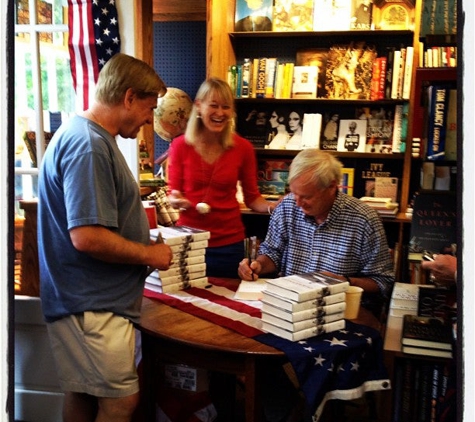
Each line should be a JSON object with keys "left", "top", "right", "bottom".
{"left": 206, "top": 1, "right": 425, "bottom": 282}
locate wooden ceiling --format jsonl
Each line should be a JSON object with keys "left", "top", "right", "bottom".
{"left": 152, "top": 0, "right": 207, "bottom": 21}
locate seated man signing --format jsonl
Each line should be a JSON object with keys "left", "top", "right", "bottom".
{"left": 238, "top": 149, "right": 394, "bottom": 316}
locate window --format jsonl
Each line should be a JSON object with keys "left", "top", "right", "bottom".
{"left": 14, "top": 0, "right": 73, "bottom": 215}
{"left": 14, "top": 0, "right": 73, "bottom": 289}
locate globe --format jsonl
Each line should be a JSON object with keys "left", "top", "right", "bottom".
{"left": 153, "top": 87, "right": 193, "bottom": 142}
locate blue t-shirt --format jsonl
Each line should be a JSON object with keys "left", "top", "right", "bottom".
{"left": 38, "top": 116, "right": 150, "bottom": 323}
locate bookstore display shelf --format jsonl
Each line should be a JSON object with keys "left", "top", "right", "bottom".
{"left": 229, "top": 29, "right": 414, "bottom": 39}
{"left": 254, "top": 148, "right": 405, "bottom": 160}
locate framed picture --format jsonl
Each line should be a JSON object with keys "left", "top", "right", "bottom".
{"left": 296, "top": 49, "right": 328, "bottom": 98}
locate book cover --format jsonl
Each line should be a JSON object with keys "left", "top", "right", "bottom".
{"left": 351, "top": 0, "right": 373, "bottom": 30}
{"left": 273, "top": 0, "right": 314, "bottom": 31}
{"left": 374, "top": 176, "right": 398, "bottom": 202}
{"left": 151, "top": 263, "right": 207, "bottom": 280}
{"left": 236, "top": 105, "right": 271, "bottom": 148}
{"left": 325, "top": 42, "right": 377, "bottom": 100}
{"left": 426, "top": 84, "right": 449, "bottom": 160}
{"left": 144, "top": 277, "right": 208, "bottom": 294}
{"left": 417, "top": 285, "right": 457, "bottom": 324}
{"left": 295, "top": 48, "right": 328, "bottom": 98}
{"left": 256, "top": 159, "right": 290, "bottom": 195}
{"left": 261, "top": 291, "right": 347, "bottom": 313}
{"left": 409, "top": 192, "right": 457, "bottom": 256}
{"left": 264, "top": 272, "right": 349, "bottom": 302}
{"left": 291, "top": 65, "right": 318, "bottom": 99}
{"left": 313, "top": 0, "right": 352, "bottom": 31}
{"left": 376, "top": 1, "right": 415, "bottom": 30}
{"left": 168, "top": 240, "right": 209, "bottom": 253}
{"left": 262, "top": 318, "right": 345, "bottom": 341}
{"left": 255, "top": 57, "right": 267, "bottom": 98}
{"left": 152, "top": 226, "right": 210, "bottom": 246}
{"left": 241, "top": 58, "right": 252, "bottom": 98}
{"left": 265, "top": 58, "right": 277, "bottom": 98}
{"left": 355, "top": 158, "right": 403, "bottom": 199}
{"left": 339, "top": 168, "right": 355, "bottom": 196}
{"left": 261, "top": 300, "right": 346, "bottom": 322}
{"left": 337, "top": 119, "right": 367, "bottom": 153}
{"left": 401, "top": 344, "right": 453, "bottom": 359}
{"left": 391, "top": 103, "right": 409, "bottom": 153}
{"left": 261, "top": 311, "right": 345, "bottom": 332}
{"left": 301, "top": 113, "right": 322, "bottom": 149}
{"left": 234, "top": 0, "right": 273, "bottom": 32}
{"left": 402, "top": 314, "right": 453, "bottom": 350}
{"left": 360, "top": 105, "right": 395, "bottom": 153}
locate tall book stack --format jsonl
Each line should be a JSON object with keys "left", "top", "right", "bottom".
{"left": 260, "top": 272, "right": 349, "bottom": 341}
{"left": 145, "top": 226, "right": 210, "bottom": 293}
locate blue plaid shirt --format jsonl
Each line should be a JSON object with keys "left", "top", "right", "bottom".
{"left": 259, "top": 191, "right": 394, "bottom": 300}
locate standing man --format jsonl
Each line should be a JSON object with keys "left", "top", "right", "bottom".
{"left": 38, "top": 53, "right": 173, "bottom": 422}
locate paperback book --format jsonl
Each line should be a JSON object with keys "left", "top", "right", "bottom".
{"left": 151, "top": 226, "right": 210, "bottom": 246}
{"left": 262, "top": 301, "right": 346, "bottom": 322}
{"left": 261, "top": 311, "right": 345, "bottom": 332}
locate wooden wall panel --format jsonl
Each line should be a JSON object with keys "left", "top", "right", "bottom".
{"left": 153, "top": 0, "right": 206, "bottom": 21}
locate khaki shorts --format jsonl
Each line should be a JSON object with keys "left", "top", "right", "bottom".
{"left": 47, "top": 311, "right": 139, "bottom": 398}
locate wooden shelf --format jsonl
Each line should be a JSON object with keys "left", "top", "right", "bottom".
{"left": 229, "top": 29, "right": 414, "bottom": 39}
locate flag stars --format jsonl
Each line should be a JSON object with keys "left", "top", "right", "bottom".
{"left": 324, "top": 337, "right": 348, "bottom": 347}
{"left": 94, "top": 18, "right": 101, "bottom": 26}
{"left": 103, "top": 28, "right": 110, "bottom": 36}
{"left": 355, "top": 331, "right": 365, "bottom": 337}
{"left": 337, "top": 364, "right": 345, "bottom": 373}
{"left": 110, "top": 17, "right": 117, "bottom": 25}
{"left": 105, "top": 47, "right": 113, "bottom": 55}
{"left": 314, "top": 354, "right": 326, "bottom": 366}
{"left": 101, "top": 7, "right": 109, "bottom": 16}
{"left": 366, "top": 337, "right": 373, "bottom": 345}
{"left": 112, "top": 37, "right": 119, "bottom": 44}
{"left": 350, "top": 361, "right": 360, "bottom": 371}
{"left": 96, "top": 38, "right": 103, "bottom": 46}
{"left": 303, "top": 346, "right": 315, "bottom": 353}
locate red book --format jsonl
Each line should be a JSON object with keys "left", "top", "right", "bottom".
{"left": 378, "top": 56, "right": 387, "bottom": 100}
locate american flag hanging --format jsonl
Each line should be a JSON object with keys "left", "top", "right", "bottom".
{"left": 68, "top": 0, "right": 121, "bottom": 111}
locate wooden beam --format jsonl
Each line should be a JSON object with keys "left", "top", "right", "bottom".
{"left": 153, "top": 0, "right": 206, "bottom": 22}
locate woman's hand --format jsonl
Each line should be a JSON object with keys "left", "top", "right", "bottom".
{"left": 168, "top": 189, "right": 192, "bottom": 210}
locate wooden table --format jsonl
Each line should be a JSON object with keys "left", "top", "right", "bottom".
{"left": 137, "top": 295, "right": 382, "bottom": 422}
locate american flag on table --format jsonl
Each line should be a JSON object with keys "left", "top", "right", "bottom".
{"left": 143, "top": 278, "right": 391, "bottom": 420}
{"left": 68, "top": 0, "right": 121, "bottom": 111}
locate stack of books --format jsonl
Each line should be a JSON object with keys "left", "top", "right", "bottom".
{"left": 359, "top": 196, "right": 399, "bottom": 218}
{"left": 401, "top": 314, "right": 453, "bottom": 358}
{"left": 260, "top": 272, "right": 349, "bottom": 341}
{"left": 145, "top": 226, "right": 210, "bottom": 293}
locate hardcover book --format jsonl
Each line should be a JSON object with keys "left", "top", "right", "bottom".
{"left": 261, "top": 291, "right": 347, "bottom": 313}
{"left": 262, "top": 301, "right": 346, "bottom": 322}
{"left": 374, "top": 176, "right": 398, "bottom": 202}
{"left": 273, "top": 0, "right": 314, "bottom": 32}
{"left": 291, "top": 65, "right": 318, "bottom": 99}
{"left": 401, "top": 314, "right": 453, "bottom": 352}
{"left": 408, "top": 192, "right": 457, "bottom": 257}
{"left": 262, "top": 318, "right": 346, "bottom": 341}
{"left": 150, "top": 263, "right": 207, "bottom": 280}
{"left": 261, "top": 311, "right": 345, "bottom": 332}
{"left": 168, "top": 240, "right": 209, "bottom": 253}
{"left": 339, "top": 168, "right": 355, "bottom": 196}
{"left": 234, "top": 0, "right": 273, "bottom": 32}
{"left": 264, "top": 271, "right": 349, "bottom": 302}
{"left": 360, "top": 105, "right": 395, "bottom": 153}
{"left": 426, "top": 84, "right": 450, "bottom": 161}
{"left": 337, "top": 119, "right": 367, "bottom": 153}
{"left": 144, "top": 277, "right": 208, "bottom": 294}
{"left": 151, "top": 226, "right": 210, "bottom": 246}
{"left": 324, "top": 42, "right": 377, "bottom": 100}
{"left": 295, "top": 48, "right": 328, "bottom": 98}
{"left": 301, "top": 113, "right": 322, "bottom": 149}
{"left": 313, "top": 0, "right": 352, "bottom": 31}
{"left": 351, "top": 0, "right": 373, "bottom": 30}
{"left": 320, "top": 112, "right": 340, "bottom": 151}
{"left": 417, "top": 285, "right": 457, "bottom": 324}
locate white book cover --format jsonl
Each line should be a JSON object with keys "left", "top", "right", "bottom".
{"left": 261, "top": 312, "right": 345, "bottom": 332}
{"left": 262, "top": 319, "right": 346, "bottom": 341}
{"left": 169, "top": 239, "right": 209, "bottom": 253}
{"left": 390, "top": 50, "right": 402, "bottom": 99}
{"left": 262, "top": 291, "right": 347, "bottom": 312}
{"left": 264, "top": 272, "right": 349, "bottom": 302}
{"left": 147, "top": 271, "right": 208, "bottom": 286}
{"left": 145, "top": 277, "right": 208, "bottom": 294}
{"left": 152, "top": 262, "right": 207, "bottom": 279}
{"left": 169, "top": 255, "right": 205, "bottom": 268}
{"left": 402, "top": 46, "right": 414, "bottom": 100}
{"left": 301, "top": 113, "right": 322, "bottom": 149}
{"left": 172, "top": 248, "right": 207, "bottom": 260}
{"left": 262, "top": 301, "right": 346, "bottom": 322}
{"left": 337, "top": 119, "right": 367, "bottom": 153}
{"left": 151, "top": 225, "right": 210, "bottom": 246}
{"left": 234, "top": 279, "right": 267, "bottom": 301}
{"left": 291, "top": 65, "right": 318, "bottom": 99}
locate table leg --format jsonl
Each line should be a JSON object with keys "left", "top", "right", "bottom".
{"left": 244, "top": 356, "right": 260, "bottom": 422}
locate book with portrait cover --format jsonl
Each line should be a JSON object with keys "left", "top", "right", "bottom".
{"left": 324, "top": 42, "right": 377, "bottom": 100}
{"left": 337, "top": 119, "right": 367, "bottom": 153}
{"left": 234, "top": 0, "right": 273, "bottom": 32}
{"left": 296, "top": 48, "right": 328, "bottom": 98}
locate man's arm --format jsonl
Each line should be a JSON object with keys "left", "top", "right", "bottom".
{"left": 70, "top": 225, "right": 173, "bottom": 270}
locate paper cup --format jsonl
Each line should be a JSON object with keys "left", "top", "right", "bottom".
{"left": 142, "top": 201, "right": 157, "bottom": 229}
{"left": 345, "top": 286, "right": 363, "bottom": 319}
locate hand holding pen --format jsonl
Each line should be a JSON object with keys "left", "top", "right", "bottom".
{"left": 242, "top": 236, "right": 258, "bottom": 280}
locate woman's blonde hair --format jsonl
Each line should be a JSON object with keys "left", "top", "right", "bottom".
{"left": 185, "top": 77, "right": 235, "bottom": 148}
{"left": 289, "top": 149, "right": 343, "bottom": 190}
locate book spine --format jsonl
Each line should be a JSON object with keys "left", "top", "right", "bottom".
{"left": 402, "top": 46, "right": 414, "bottom": 100}
{"left": 426, "top": 85, "right": 449, "bottom": 160}
{"left": 235, "top": 64, "right": 243, "bottom": 98}
{"left": 392, "top": 104, "right": 403, "bottom": 153}
{"left": 390, "top": 50, "right": 402, "bottom": 99}
{"left": 444, "top": 89, "right": 457, "bottom": 160}
{"left": 241, "top": 58, "right": 251, "bottom": 98}
{"left": 385, "top": 47, "right": 395, "bottom": 99}
{"left": 251, "top": 58, "right": 259, "bottom": 98}
{"left": 265, "top": 58, "right": 277, "bottom": 98}
{"left": 227, "top": 64, "right": 238, "bottom": 96}
{"left": 370, "top": 57, "right": 381, "bottom": 101}
{"left": 378, "top": 56, "right": 387, "bottom": 100}
{"left": 396, "top": 47, "right": 406, "bottom": 99}
{"left": 256, "top": 58, "right": 267, "bottom": 98}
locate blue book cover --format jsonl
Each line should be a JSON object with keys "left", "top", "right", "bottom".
{"left": 426, "top": 85, "right": 450, "bottom": 161}
{"left": 234, "top": 0, "right": 273, "bottom": 32}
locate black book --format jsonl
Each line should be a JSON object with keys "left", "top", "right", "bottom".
{"left": 402, "top": 314, "right": 453, "bottom": 351}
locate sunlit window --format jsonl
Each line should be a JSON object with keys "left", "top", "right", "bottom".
{"left": 14, "top": 0, "right": 74, "bottom": 288}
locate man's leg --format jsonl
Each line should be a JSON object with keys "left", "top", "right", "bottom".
{"left": 63, "top": 391, "right": 97, "bottom": 422}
